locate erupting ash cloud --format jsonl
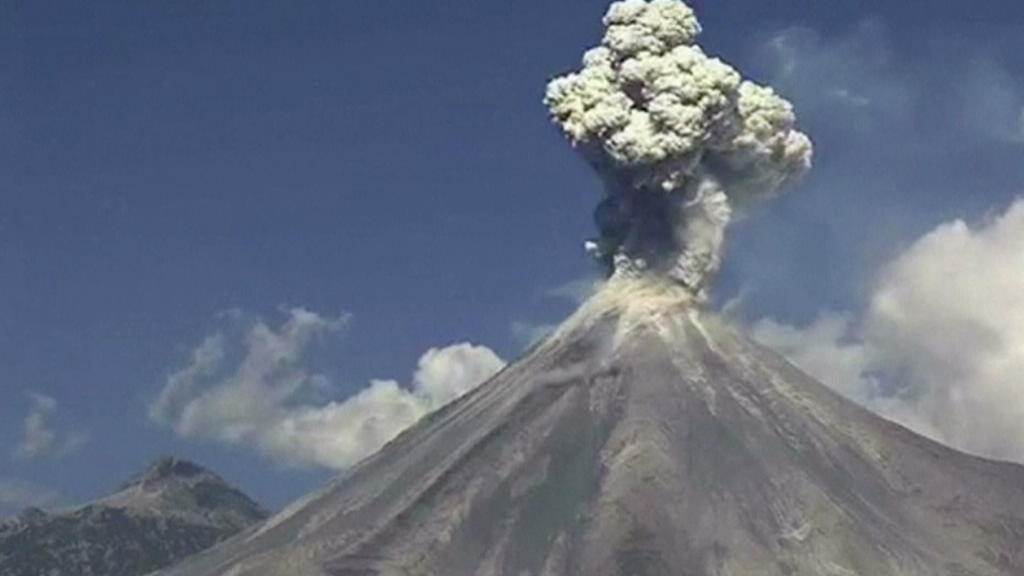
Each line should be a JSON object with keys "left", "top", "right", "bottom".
{"left": 545, "top": 0, "right": 812, "bottom": 295}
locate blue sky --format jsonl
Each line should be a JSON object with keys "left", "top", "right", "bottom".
{"left": 3, "top": 1, "right": 1024, "bottom": 515}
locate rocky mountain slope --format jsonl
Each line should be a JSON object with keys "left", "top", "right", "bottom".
{"left": 0, "top": 457, "right": 267, "bottom": 576}
{"left": 157, "top": 278, "right": 1024, "bottom": 576}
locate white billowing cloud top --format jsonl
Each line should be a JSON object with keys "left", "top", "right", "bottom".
{"left": 149, "top": 308, "right": 505, "bottom": 470}
{"left": 545, "top": 0, "right": 811, "bottom": 293}
{"left": 865, "top": 200, "right": 1024, "bottom": 459}
{"left": 262, "top": 343, "right": 505, "bottom": 470}
{"left": 750, "top": 199, "right": 1024, "bottom": 463}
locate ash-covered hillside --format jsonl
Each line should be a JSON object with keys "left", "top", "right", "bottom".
{"left": 154, "top": 279, "right": 1024, "bottom": 576}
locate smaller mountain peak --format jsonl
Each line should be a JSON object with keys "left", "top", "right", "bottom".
{"left": 120, "top": 456, "right": 211, "bottom": 490}
{"left": 0, "top": 507, "right": 48, "bottom": 533}
{"left": 148, "top": 456, "right": 205, "bottom": 478}
{"left": 17, "top": 507, "right": 47, "bottom": 523}
{"left": 1, "top": 457, "right": 267, "bottom": 576}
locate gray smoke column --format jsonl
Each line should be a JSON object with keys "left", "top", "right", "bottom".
{"left": 545, "top": 0, "right": 812, "bottom": 296}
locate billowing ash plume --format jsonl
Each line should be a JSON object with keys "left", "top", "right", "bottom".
{"left": 545, "top": 0, "right": 812, "bottom": 296}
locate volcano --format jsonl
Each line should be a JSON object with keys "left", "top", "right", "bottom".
{"left": 157, "top": 278, "right": 1024, "bottom": 576}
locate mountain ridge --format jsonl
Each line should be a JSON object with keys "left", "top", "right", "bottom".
{"left": 0, "top": 457, "right": 268, "bottom": 576}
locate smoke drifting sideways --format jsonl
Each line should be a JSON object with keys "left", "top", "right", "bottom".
{"left": 545, "top": 0, "right": 812, "bottom": 297}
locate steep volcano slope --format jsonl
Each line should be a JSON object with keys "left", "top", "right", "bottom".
{"left": 0, "top": 458, "right": 267, "bottom": 576}
{"left": 158, "top": 280, "right": 1024, "bottom": 576}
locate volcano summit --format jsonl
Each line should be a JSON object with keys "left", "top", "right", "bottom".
{"left": 157, "top": 1, "right": 1024, "bottom": 575}
{"left": 156, "top": 278, "right": 1024, "bottom": 576}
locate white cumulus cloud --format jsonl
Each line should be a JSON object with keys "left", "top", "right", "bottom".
{"left": 150, "top": 308, "right": 505, "bottom": 470}
{"left": 747, "top": 199, "right": 1024, "bottom": 462}
{"left": 747, "top": 312, "right": 876, "bottom": 403}
{"left": 261, "top": 343, "right": 505, "bottom": 469}
{"left": 864, "top": 199, "right": 1024, "bottom": 459}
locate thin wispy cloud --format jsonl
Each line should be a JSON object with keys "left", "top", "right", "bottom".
{"left": 546, "top": 277, "right": 604, "bottom": 305}
{"left": 510, "top": 321, "right": 558, "bottom": 348}
{"left": 960, "top": 58, "right": 1024, "bottom": 145}
{"left": 0, "top": 478, "right": 60, "bottom": 513}
{"left": 14, "top": 393, "right": 87, "bottom": 460}
{"left": 511, "top": 275, "right": 605, "bottom": 348}
{"left": 759, "top": 20, "right": 914, "bottom": 133}
{"left": 762, "top": 19, "right": 1024, "bottom": 148}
